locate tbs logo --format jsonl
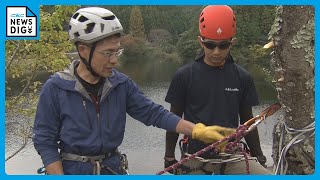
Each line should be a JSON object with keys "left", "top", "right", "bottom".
{"left": 11, "top": 13, "right": 25, "bottom": 18}
{"left": 6, "top": 6, "right": 37, "bottom": 37}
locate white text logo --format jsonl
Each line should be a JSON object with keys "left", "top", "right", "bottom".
{"left": 6, "top": 6, "right": 37, "bottom": 37}
{"left": 225, "top": 88, "right": 239, "bottom": 92}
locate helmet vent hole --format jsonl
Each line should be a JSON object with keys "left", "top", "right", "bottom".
{"left": 78, "top": 15, "right": 88, "bottom": 22}
{"left": 74, "top": 32, "right": 80, "bottom": 38}
{"left": 100, "top": 23, "right": 105, "bottom": 33}
{"left": 85, "top": 23, "right": 95, "bottom": 34}
{"left": 203, "top": 25, "right": 206, "bottom": 28}
{"left": 200, "top": 17, "right": 204, "bottom": 23}
{"left": 102, "top": 15, "right": 115, "bottom": 21}
{"left": 72, "top": 13, "right": 79, "bottom": 19}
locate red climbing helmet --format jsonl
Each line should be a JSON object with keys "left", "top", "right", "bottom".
{"left": 199, "top": 5, "right": 236, "bottom": 40}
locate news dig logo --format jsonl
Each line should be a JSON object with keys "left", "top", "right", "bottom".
{"left": 6, "top": 6, "right": 37, "bottom": 37}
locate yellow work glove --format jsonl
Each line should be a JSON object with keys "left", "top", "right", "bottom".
{"left": 192, "top": 123, "right": 236, "bottom": 144}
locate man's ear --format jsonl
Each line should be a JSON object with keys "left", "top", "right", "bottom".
{"left": 197, "top": 36, "right": 204, "bottom": 49}
{"left": 231, "top": 38, "right": 237, "bottom": 46}
{"left": 78, "top": 44, "right": 89, "bottom": 59}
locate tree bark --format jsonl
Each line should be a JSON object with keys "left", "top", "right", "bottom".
{"left": 270, "top": 6, "right": 314, "bottom": 174}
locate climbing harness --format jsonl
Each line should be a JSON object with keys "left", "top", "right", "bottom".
{"left": 178, "top": 125, "right": 253, "bottom": 174}
{"left": 180, "top": 152, "right": 258, "bottom": 174}
{"left": 60, "top": 152, "right": 111, "bottom": 175}
{"left": 274, "top": 121, "right": 314, "bottom": 174}
{"left": 157, "top": 103, "right": 281, "bottom": 175}
{"left": 37, "top": 149, "right": 129, "bottom": 175}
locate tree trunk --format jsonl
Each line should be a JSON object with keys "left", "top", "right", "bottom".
{"left": 269, "top": 6, "right": 314, "bottom": 174}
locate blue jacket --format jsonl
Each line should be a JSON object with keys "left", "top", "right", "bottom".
{"left": 33, "top": 60, "right": 180, "bottom": 168}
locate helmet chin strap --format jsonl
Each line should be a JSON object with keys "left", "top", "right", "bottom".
{"left": 77, "top": 42, "right": 100, "bottom": 77}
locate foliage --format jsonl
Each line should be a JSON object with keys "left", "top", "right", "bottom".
{"left": 121, "top": 35, "right": 147, "bottom": 56}
{"left": 102, "top": 6, "right": 276, "bottom": 65}
{"left": 120, "top": 35, "right": 180, "bottom": 65}
{"left": 6, "top": 5, "right": 78, "bottom": 117}
{"left": 142, "top": 6, "right": 201, "bottom": 42}
{"left": 107, "top": 6, "right": 200, "bottom": 42}
{"left": 148, "top": 29, "right": 172, "bottom": 47}
{"left": 176, "top": 26, "right": 201, "bottom": 63}
{"left": 249, "top": 44, "right": 269, "bottom": 60}
{"left": 129, "top": 6, "right": 146, "bottom": 39}
{"left": 232, "top": 6, "right": 277, "bottom": 46}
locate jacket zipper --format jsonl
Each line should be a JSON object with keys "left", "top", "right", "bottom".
{"left": 101, "top": 86, "right": 116, "bottom": 129}
{"left": 82, "top": 96, "right": 103, "bottom": 152}
{"left": 89, "top": 94, "right": 103, "bottom": 151}
{"left": 82, "top": 100, "right": 92, "bottom": 130}
{"left": 105, "top": 96, "right": 109, "bottom": 129}
{"left": 95, "top": 98, "right": 102, "bottom": 152}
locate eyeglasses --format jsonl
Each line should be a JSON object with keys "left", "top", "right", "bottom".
{"left": 200, "top": 37, "right": 232, "bottom": 50}
{"left": 98, "top": 48, "right": 124, "bottom": 59}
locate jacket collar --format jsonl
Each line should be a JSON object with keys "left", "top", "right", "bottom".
{"left": 52, "top": 60, "right": 128, "bottom": 100}
{"left": 194, "top": 50, "right": 235, "bottom": 64}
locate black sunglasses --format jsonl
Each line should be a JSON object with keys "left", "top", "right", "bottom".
{"left": 200, "top": 37, "right": 232, "bottom": 50}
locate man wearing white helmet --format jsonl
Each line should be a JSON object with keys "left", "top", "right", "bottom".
{"left": 33, "top": 7, "right": 236, "bottom": 175}
{"left": 164, "top": 5, "right": 271, "bottom": 174}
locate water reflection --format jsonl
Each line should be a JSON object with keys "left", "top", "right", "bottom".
{"left": 118, "top": 59, "right": 277, "bottom": 103}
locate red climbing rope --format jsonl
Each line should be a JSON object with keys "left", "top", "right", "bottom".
{"left": 156, "top": 103, "right": 281, "bottom": 175}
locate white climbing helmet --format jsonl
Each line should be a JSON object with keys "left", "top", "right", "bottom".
{"left": 69, "top": 7, "right": 123, "bottom": 44}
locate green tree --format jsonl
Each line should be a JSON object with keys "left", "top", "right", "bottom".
{"left": 176, "top": 25, "right": 200, "bottom": 63}
{"left": 5, "top": 5, "right": 78, "bottom": 161}
{"left": 129, "top": 6, "right": 146, "bottom": 39}
{"left": 142, "top": 6, "right": 160, "bottom": 35}
{"left": 142, "top": 6, "right": 201, "bottom": 43}
{"left": 232, "top": 6, "right": 276, "bottom": 46}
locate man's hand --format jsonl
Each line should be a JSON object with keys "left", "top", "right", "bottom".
{"left": 192, "top": 123, "right": 236, "bottom": 144}
{"left": 45, "top": 161, "right": 64, "bottom": 175}
{"left": 164, "top": 157, "right": 178, "bottom": 174}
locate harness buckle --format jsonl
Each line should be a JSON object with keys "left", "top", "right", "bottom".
{"left": 80, "top": 156, "right": 89, "bottom": 162}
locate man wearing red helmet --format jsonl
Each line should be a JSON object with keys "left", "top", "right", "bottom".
{"left": 164, "top": 5, "right": 271, "bottom": 174}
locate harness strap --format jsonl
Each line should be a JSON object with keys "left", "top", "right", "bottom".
{"left": 93, "top": 161, "right": 102, "bottom": 175}
{"left": 61, "top": 152, "right": 108, "bottom": 162}
{"left": 60, "top": 149, "right": 118, "bottom": 174}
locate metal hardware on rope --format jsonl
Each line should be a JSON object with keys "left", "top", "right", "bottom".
{"left": 274, "top": 121, "right": 315, "bottom": 175}
{"left": 184, "top": 152, "right": 257, "bottom": 164}
{"left": 156, "top": 103, "right": 281, "bottom": 175}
